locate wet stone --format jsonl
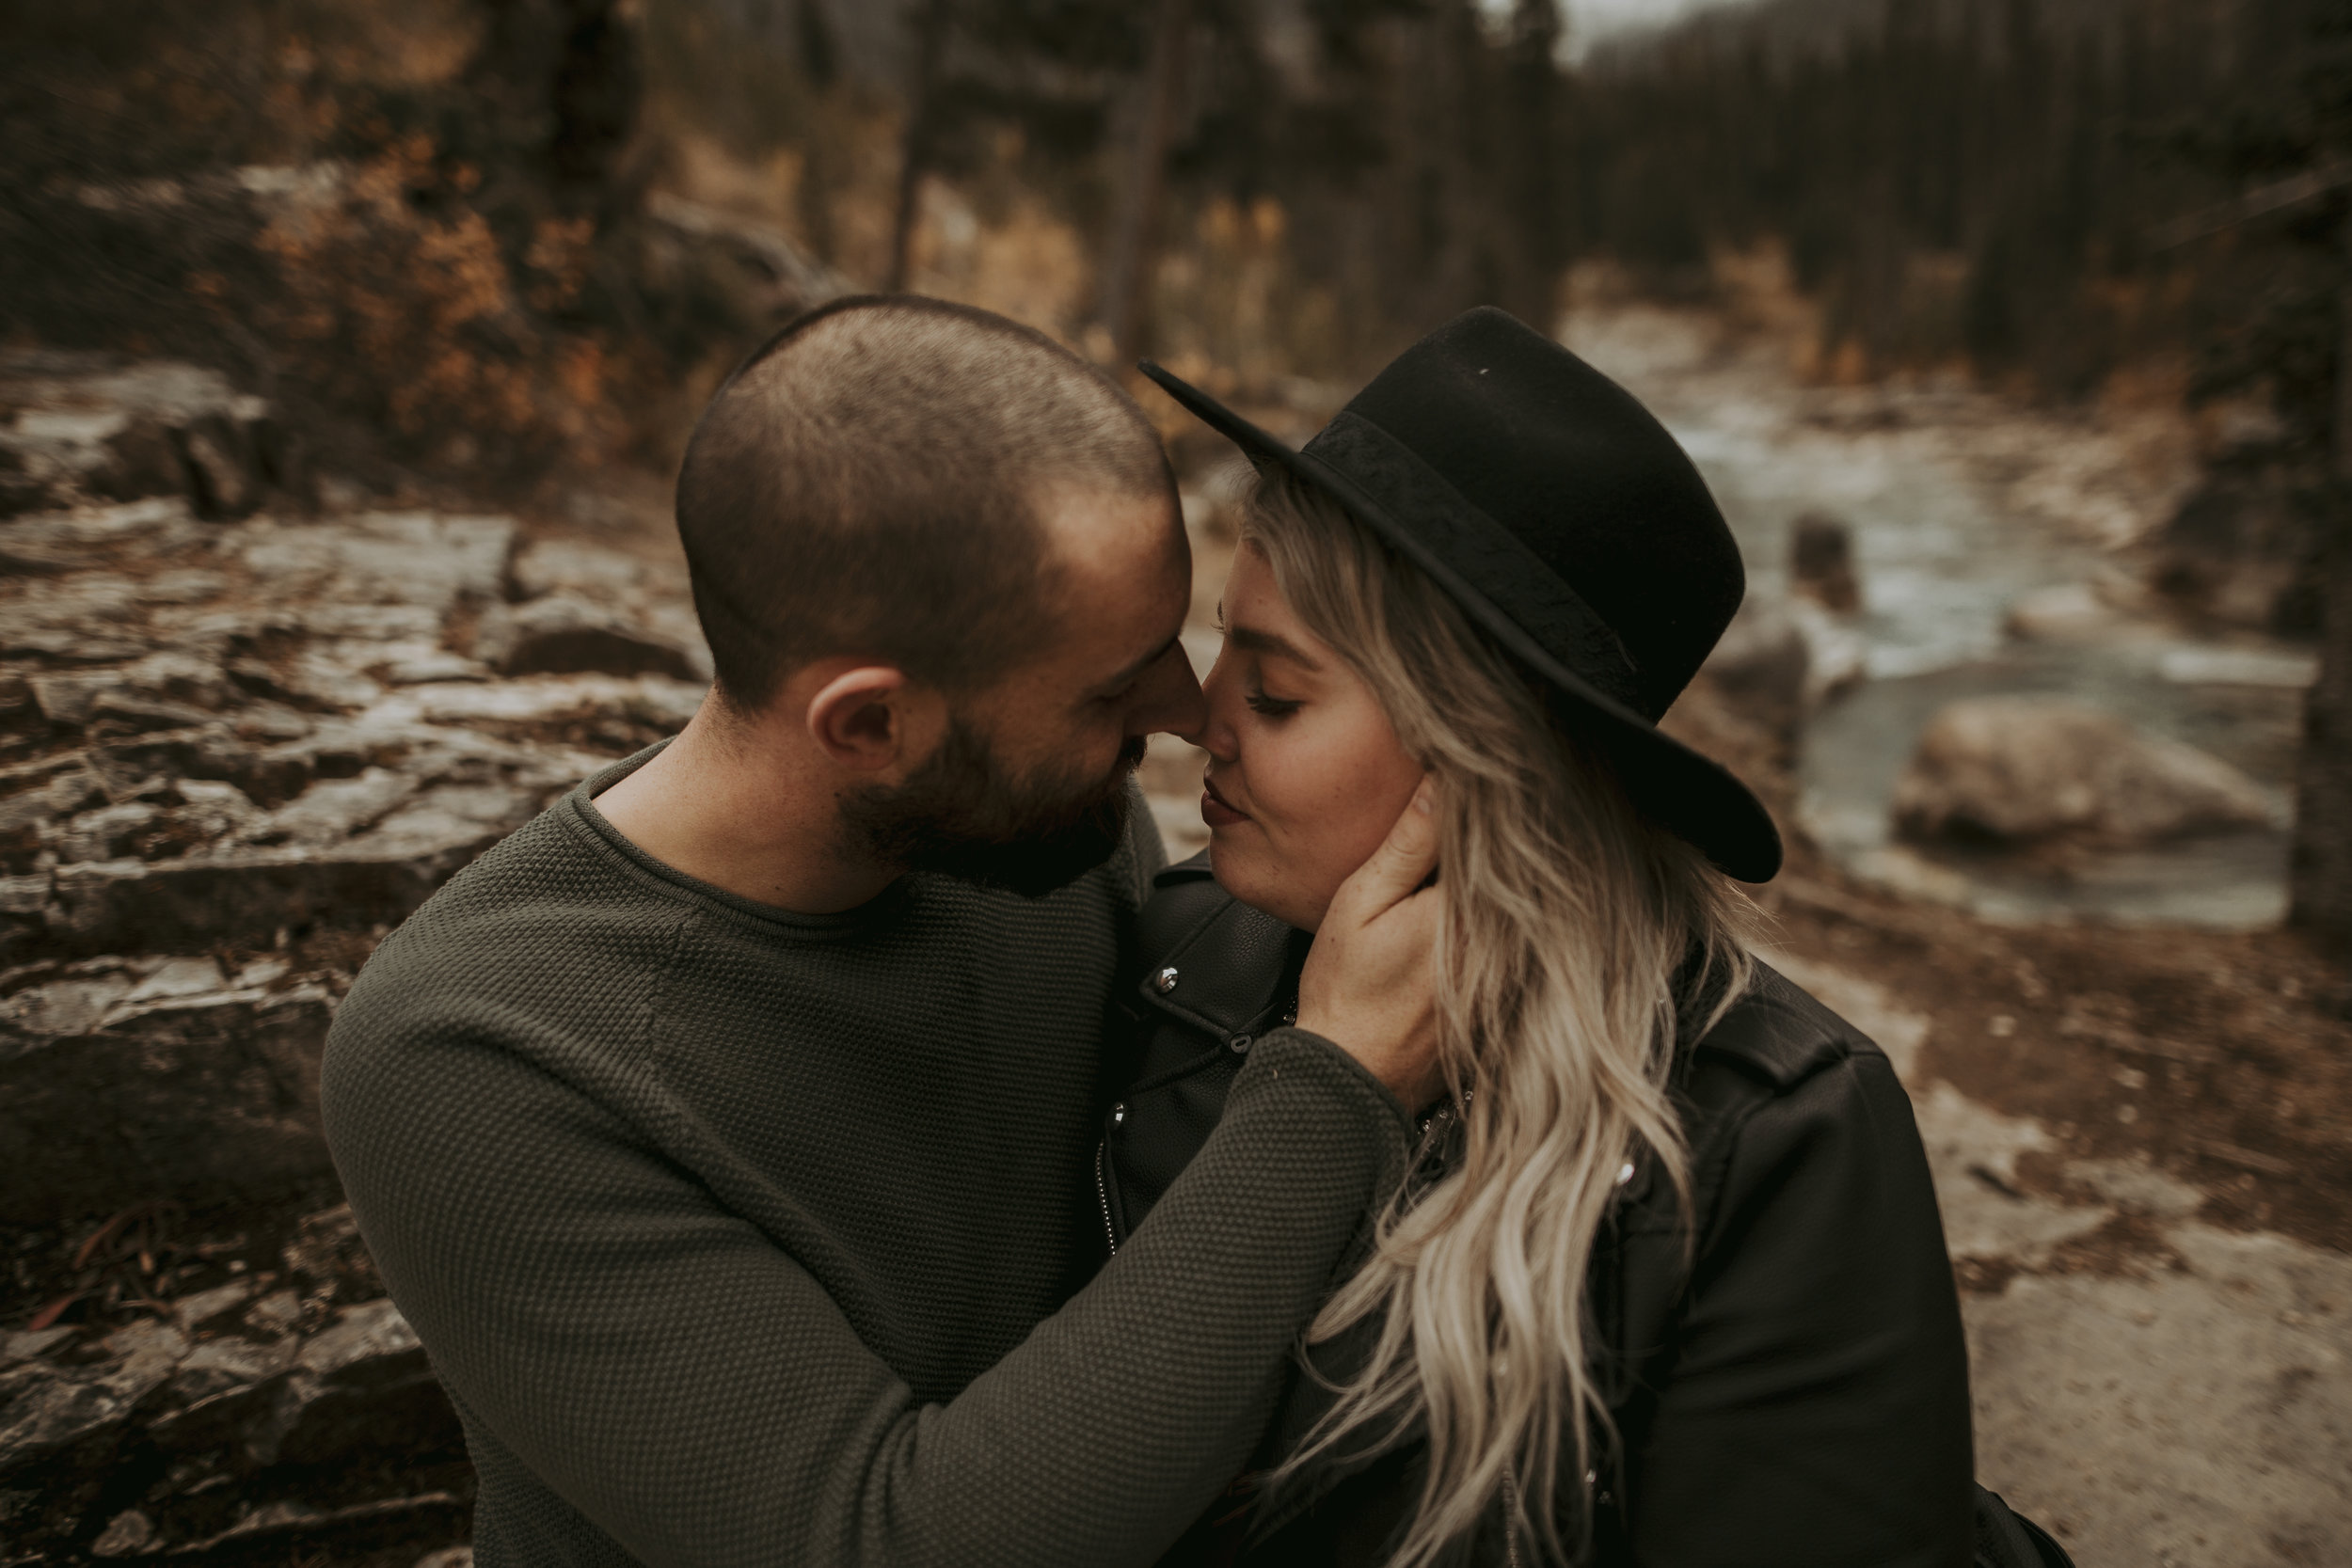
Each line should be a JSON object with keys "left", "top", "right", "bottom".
{"left": 474, "top": 594, "right": 707, "bottom": 682}
{"left": 1894, "top": 696, "right": 2280, "bottom": 847}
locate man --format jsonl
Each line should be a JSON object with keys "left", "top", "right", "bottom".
{"left": 322, "top": 296, "right": 1438, "bottom": 1568}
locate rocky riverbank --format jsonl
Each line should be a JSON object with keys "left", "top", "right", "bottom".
{"left": 6, "top": 337, "right": 2351, "bottom": 1567}
{"left": 2, "top": 353, "right": 712, "bottom": 1562}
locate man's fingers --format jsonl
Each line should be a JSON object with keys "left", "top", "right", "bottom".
{"left": 1335, "top": 776, "right": 1439, "bottom": 919}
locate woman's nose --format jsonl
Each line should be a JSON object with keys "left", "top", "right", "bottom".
{"left": 1189, "top": 651, "right": 1240, "bottom": 762}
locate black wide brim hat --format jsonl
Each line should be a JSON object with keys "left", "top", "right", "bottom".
{"left": 1141, "top": 307, "right": 1782, "bottom": 883}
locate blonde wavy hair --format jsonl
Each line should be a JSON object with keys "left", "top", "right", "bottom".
{"left": 1244, "top": 467, "right": 1760, "bottom": 1566}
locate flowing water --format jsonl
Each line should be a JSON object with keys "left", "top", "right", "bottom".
{"left": 1562, "top": 305, "right": 2311, "bottom": 928}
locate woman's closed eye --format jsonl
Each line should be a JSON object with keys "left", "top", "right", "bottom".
{"left": 1245, "top": 687, "right": 1302, "bottom": 718}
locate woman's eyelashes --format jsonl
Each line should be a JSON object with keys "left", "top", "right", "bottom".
{"left": 1244, "top": 686, "right": 1302, "bottom": 718}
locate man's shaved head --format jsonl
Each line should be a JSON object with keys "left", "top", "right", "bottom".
{"left": 675, "top": 295, "right": 1172, "bottom": 713}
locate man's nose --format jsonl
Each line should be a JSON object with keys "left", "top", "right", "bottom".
{"left": 1133, "top": 642, "right": 1208, "bottom": 744}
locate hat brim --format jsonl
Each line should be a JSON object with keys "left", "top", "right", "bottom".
{"left": 1142, "top": 362, "right": 1783, "bottom": 884}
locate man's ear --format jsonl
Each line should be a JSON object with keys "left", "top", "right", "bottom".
{"left": 805, "top": 666, "right": 936, "bottom": 772}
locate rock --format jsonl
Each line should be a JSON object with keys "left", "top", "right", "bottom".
{"left": 0, "top": 1319, "right": 185, "bottom": 1481}
{"left": 251, "top": 1299, "right": 455, "bottom": 1467}
{"left": 510, "top": 537, "right": 654, "bottom": 600}
{"left": 183, "top": 1492, "right": 467, "bottom": 1553}
{"left": 1789, "top": 510, "right": 1861, "bottom": 612}
{"left": 2150, "top": 462, "right": 2320, "bottom": 633}
{"left": 2003, "top": 583, "right": 2112, "bottom": 641}
{"left": 54, "top": 800, "right": 161, "bottom": 862}
{"left": 282, "top": 1203, "right": 378, "bottom": 1299}
{"left": 270, "top": 647, "right": 389, "bottom": 712}
{"left": 170, "top": 1278, "right": 258, "bottom": 1335}
{"left": 252, "top": 768, "right": 417, "bottom": 847}
{"left": 1892, "top": 697, "right": 2280, "bottom": 847}
{"left": 0, "top": 972, "right": 339, "bottom": 1223}
{"left": 90, "top": 1507, "right": 156, "bottom": 1557}
{"left": 1788, "top": 597, "right": 1866, "bottom": 705}
{"left": 0, "top": 356, "right": 280, "bottom": 519}
{"left": 474, "top": 594, "right": 708, "bottom": 682}
{"left": 167, "top": 1336, "right": 295, "bottom": 1405}
{"left": 372, "top": 648, "right": 494, "bottom": 687}
{"left": 0, "top": 675, "right": 43, "bottom": 745}
{"left": 30, "top": 670, "right": 126, "bottom": 728}
{"left": 72, "top": 689, "right": 226, "bottom": 742}
{"left": 363, "top": 673, "right": 708, "bottom": 733}
{"left": 36, "top": 818, "right": 500, "bottom": 958}
{"left": 235, "top": 513, "right": 515, "bottom": 615}
{"left": 245, "top": 1291, "right": 302, "bottom": 1338}
{"left": 2154, "top": 646, "right": 2318, "bottom": 689}
{"left": 124, "top": 955, "right": 227, "bottom": 1003}
{"left": 0, "top": 967, "right": 136, "bottom": 1037}
{"left": 0, "top": 1328, "right": 73, "bottom": 1369}
{"left": 1700, "top": 596, "right": 1811, "bottom": 734}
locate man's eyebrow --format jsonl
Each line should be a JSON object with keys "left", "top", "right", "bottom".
{"left": 1229, "top": 625, "right": 1324, "bottom": 673}
{"left": 1095, "top": 630, "right": 1183, "bottom": 693}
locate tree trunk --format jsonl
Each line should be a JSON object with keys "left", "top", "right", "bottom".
{"left": 885, "top": 0, "right": 950, "bottom": 293}
{"left": 471, "top": 0, "right": 644, "bottom": 226}
{"left": 2289, "top": 213, "right": 2352, "bottom": 944}
{"left": 1097, "top": 0, "right": 1193, "bottom": 366}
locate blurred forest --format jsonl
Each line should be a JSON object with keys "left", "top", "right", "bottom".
{"left": 2, "top": 0, "right": 2348, "bottom": 920}
{"left": 2, "top": 0, "right": 2342, "bottom": 473}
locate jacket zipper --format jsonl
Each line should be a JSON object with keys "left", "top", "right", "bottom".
{"left": 1095, "top": 1139, "right": 1119, "bottom": 1256}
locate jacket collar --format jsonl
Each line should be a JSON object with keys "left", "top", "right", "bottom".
{"left": 1133, "top": 853, "right": 1305, "bottom": 1042}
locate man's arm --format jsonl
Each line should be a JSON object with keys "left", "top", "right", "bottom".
{"left": 325, "top": 1016, "right": 1410, "bottom": 1568}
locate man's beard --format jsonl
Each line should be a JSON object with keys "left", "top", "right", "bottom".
{"left": 837, "top": 719, "right": 1146, "bottom": 898}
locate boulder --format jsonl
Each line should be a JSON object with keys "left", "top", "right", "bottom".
{"left": 251, "top": 1299, "right": 454, "bottom": 1466}
{"left": 474, "top": 594, "right": 708, "bottom": 681}
{"left": 1701, "top": 593, "right": 1865, "bottom": 731}
{"left": 1789, "top": 509, "right": 1861, "bottom": 612}
{"left": 1700, "top": 595, "right": 1811, "bottom": 735}
{"left": 0, "top": 967, "right": 340, "bottom": 1222}
{"left": 0, "top": 356, "right": 283, "bottom": 520}
{"left": 1892, "top": 697, "right": 2279, "bottom": 847}
{"left": 2003, "top": 582, "right": 2112, "bottom": 641}
{"left": 0, "top": 1320, "right": 187, "bottom": 1482}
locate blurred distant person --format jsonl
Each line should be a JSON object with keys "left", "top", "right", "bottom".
{"left": 1102, "top": 309, "right": 2072, "bottom": 1565}
{"left": 322, "top": 296, "right": 1449, "bottom": 1567}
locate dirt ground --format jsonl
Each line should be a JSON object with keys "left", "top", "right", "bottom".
{"left": 1761, "top": 859, "right": 2352, "bottom": 1259}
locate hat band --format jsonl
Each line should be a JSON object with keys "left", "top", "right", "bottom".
{"left": 1305, "top": 412, "right": 1648, "bottom": 715}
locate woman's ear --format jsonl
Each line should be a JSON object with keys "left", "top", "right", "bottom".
{"left": 805, "top": 666, "right": 928, "bottom": 773}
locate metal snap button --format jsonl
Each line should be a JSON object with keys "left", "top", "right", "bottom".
{"left": 1152, "top": 966, "right": 1180, "bottom": 993}
{"left": 1228, "top": 1034, "right": 1251, "bottom": 1054}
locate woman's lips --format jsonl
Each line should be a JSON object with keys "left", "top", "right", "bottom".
{"left": 1200, "top": 775, "right": 1250, "bottom": 829}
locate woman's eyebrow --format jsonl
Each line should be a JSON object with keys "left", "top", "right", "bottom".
{"left": 1229, "top": 624, "right": 1324, "bottom": 673}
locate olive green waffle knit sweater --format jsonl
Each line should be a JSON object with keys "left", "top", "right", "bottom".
{"left": 321, "top": 750, "right": 1413, "bottom": 1568}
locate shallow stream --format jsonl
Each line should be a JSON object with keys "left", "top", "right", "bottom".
{"left": 1564, "top": 306, "right": 2310, "bottom": 928}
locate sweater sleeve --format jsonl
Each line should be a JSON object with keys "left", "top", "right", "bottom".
{"left": 1618, "top": 1051, "right": 1975, "bottom": 1568}
{"left": 324, "top": 1017, "right": 1410, "bottom": 1568}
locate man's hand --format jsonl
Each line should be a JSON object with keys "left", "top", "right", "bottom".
{"left": 1294, "top": 778, "right": 1444, "bottom": 1110}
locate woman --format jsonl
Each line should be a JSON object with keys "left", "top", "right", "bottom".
{"left": 1097, "top": 309, "right": 2009, "bottom": 1567}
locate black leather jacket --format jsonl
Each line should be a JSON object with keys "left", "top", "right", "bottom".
{"left": 1100, "top": 855, "right": 1975, "bottom": 1567}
